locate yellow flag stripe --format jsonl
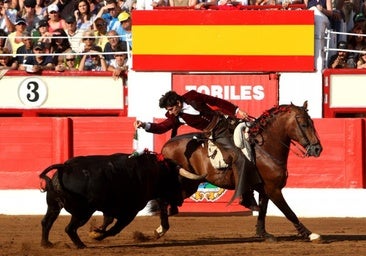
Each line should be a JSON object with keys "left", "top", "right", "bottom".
{"left": 133, "top": 25, "right": 314, "bottom": 56}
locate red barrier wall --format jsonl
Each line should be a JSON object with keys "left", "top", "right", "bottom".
{"left": 0, "top": 117, "right": 135, "bottom": 189}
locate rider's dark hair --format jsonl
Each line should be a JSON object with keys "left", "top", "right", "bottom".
{"left": 159, "top": 91, "right": 183, "bottom": 108}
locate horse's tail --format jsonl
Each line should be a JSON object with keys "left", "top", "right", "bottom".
{"left": 39, "top": 164, "right": 64, "bottom": 192}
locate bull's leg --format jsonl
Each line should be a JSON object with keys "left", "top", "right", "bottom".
{"left": 65, "top": 214, "right": 93, "bottom": 248}
{"left": 41, "top": 191, "right": 62, "bottom": 248}
{"left": 154, "top": 200, "right": 169, "bottom": 238}
{"left": 93, "top": 212, "right": 137, "bottom": 241}
{"left": 268, "top": 189, "right": 321, "bottom": 241}
{"left": 255, "top": 192, "right": 276, "bottom": 241}
{"left": 89, "top": 215, "right": 115, "bottom": 240}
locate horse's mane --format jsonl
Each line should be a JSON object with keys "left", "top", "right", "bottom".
{"left": 250, "top": 103, "right": 308, "bottom": 135}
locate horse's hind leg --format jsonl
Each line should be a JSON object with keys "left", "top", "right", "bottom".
{"left": 269, "top": 189, "right": 321, "bottom": 241}
{"left": 41, "top": 191, "right": 62, "bottom": 248}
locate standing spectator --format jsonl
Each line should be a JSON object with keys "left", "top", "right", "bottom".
{"left": 64, "top": 15, "right": 84, "bottom": 53}
{"left": 0, "top": 28, "right": 7, "bottom": 49}
{"left": 96, "top": 0, "right": 121, "bottom": 32}
{"left": 347, "top": 24, "right": 366, "bottom": 58}
{"left": 19, "top": 41, "right": 55, "bottom": 72}
{"left": 4, "top": 17, "right": 27, "bottom": 55}
{"left": 21, "top": 0, "right": 44, "bottom": 33}
{"left": 356, "top": 47, "right": 366, "bottom": 68}
{"left": 107, "top": 44, "right": 128, "bottom": 80}
{"left": 78, "top": 45, "right": 107, "bottom": 70}
{"left": 116, "top": 11, "right": 131, "bottom": 47}
{"left": 47, "top": 4, "right": 66, "bottom": 33}
{"left": 119, "top": 0, "right": 136, "bottom": 11}
{"left": 49, "top": 28, "right": 73, "bottom": 65}
{"left": 16, "top": 30, "right": 34, "bottom": 64}
{"left": 31, "top": 18, "right": 52, "bottom": 50}
{"left": 93, "top": 17, "right": 108, "bottom": 50}
{"left": 0, "top": 0, "right": 17, "bottom": 33}
{"left": 74, "top": 0, "right": 97, "bottom": 31}
{"left": 0, "top": 47, "right": 18, "bottom": 70}
{"left": 136, "top": 0, "right": 164, "bottom": 10}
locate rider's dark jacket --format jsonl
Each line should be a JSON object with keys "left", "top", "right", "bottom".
{"left": 146, "top": 90, "right": 238, "bottom": 135}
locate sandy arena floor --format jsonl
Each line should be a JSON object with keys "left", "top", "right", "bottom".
{"left": 1, "top": 214, "right": 366, "bottom": 256}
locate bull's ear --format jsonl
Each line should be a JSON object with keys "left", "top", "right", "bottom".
{"left": 303, "top": 100, "right": 308, "bottom": 110}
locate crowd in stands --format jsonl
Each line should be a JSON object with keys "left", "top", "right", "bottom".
{"left": 1, "top": 0, "right": 366, "bottom": 73}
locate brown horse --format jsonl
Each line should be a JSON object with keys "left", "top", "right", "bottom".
{"left": 161, "top": 101, "right": 323, "bottom": 241}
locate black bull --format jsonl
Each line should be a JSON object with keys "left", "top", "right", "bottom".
{"left": 39, "top": 152, "right": 182, "bottom": 248}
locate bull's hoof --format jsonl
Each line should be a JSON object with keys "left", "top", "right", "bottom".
{"left": 89, "top": 230, "right": 105, "bottom": 240}
{"left": 41, "top": 241, "right": 54, "bottom": 248}
{"left": 154, "top": 225, "right": 168, "bottom": 239}
{"left": 76, "top": 243, "right": 87, "bottom": 249}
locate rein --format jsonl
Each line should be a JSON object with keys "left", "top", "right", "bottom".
{"left": 249, "top": 107, "right": 312, "bottom": 164}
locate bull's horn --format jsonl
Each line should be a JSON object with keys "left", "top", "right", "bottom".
{"left": 179, "top": 168, "right": 206, "bottom": 180}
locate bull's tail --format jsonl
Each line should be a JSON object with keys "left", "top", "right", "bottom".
{"left": 39, "top": 164, "right": 64, "bottom": 192}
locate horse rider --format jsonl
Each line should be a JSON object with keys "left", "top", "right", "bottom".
{"left": 134, "top": 90, "right": 262, "bottom": 213}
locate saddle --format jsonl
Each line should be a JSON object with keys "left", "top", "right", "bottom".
{"left": 207, "top": 122, "right": 253, "bottom": 170}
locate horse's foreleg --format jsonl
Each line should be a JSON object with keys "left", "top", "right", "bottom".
{"left": 269, "top": 189, "right": 321, "bottom": 241}
{"left": 255, "top": 192, "right": 277, "bottom": 241}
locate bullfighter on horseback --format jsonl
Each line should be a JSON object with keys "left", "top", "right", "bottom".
{"left": 134, "top": 90, "right": 262, "bottom": 213}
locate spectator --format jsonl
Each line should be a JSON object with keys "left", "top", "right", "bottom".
{"left": 169, "top": 0, "right": 197, "bottom": 6}
{"left": 47, "top": 4, "right": 66, "bottom": 33}
{"left": 78, "top": 45, "right": 107, "bottom": 70}
{"left": 107, "top": 43, "right": 128, "bottom": 80}
{"left": 93, "top": 17, "right": 108, "bottom": 50}
{"left": 80, "top": 29, "right": 101, "bottom": 52}
{"left": 353, "top": 12, "right": 366, "bottom": 28}
{"left": 356, "top": 47, "right": 366, "bottom": 68}
{"left": 55, "top": 52, "right": 79, "bottom": 71}
{"left": 136, "top": 0, "right": 164, "bottom": 10}
{"left": 328, "top": 40, "right": 355, "bottom": 68}
{"left": 0, "top": 28, "right": 7, "bottom": 48}
{"left": 21, "top": 0, "right": 44, "bottom": 33}
{"left": 19, "top": 41, "right": 55, "bottom": 72}
{"left": 0, "top": 47, "right": 18, "bottom": 70}
{"left": 49, "top": 28, "right": 73, "bottom": 65}
{"left": 103, "top": 29, "right": 124, "bottom": 64}
{"left": 116, "top": 11, "right": 131, "bottom": 47}
{"left": 16, "top": 31, "right": 34, "bottom": 64}
{"left": 31, "top": 18, "right": 52, "bottom": 50}
{"left": 74, "top": 0, "right": 97, "bottom": 31}
{"left": 119, "top": 0, "right": 136, "bottom": 11}
{"left": 64, "top": 15, "right": 84, "bottom": 53}
{"left": 347, "top": 24, "right": 366, "bottom": 58}
{"left": 0, "top": 0, "right": 17, "bottom": 33}
{"left": 96, "top": 0, "right": 121, "bottom": 32}
{"left": 89, "top": 0, "right": 102, "bottom": 16}
{"left": 4, "top": 17, "right": 27, "bottom": 55}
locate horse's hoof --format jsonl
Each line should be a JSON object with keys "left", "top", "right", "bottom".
{"left": 41, "top": 241, "right": 53, "bottom": 248}
{"left": 309, "top": 233, "right": 322, "bottom": 242}
{"left": 256, "top": 232, "right": 277, "bottom": 242}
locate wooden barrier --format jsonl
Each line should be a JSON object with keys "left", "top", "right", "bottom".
{"left": 0, "top": 117, "right": 135, "bottom": 189}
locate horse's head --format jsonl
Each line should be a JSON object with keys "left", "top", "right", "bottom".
{"left": 287, "top": 101, "right": 323, "bottom": 157}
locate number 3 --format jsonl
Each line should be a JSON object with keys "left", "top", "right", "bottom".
{"left": 18, "top": 77, "right": 48, "bottom": 107}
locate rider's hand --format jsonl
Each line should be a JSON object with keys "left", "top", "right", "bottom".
{"left": 134, "top": 120, "right": 145, "bottom": 129}
{"left": 236, "top": 109, "right": 249, "bottom": 120}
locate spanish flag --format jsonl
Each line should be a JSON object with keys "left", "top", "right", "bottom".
{"left": 132, "top": 10, "right": 315, "bottom": 72}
